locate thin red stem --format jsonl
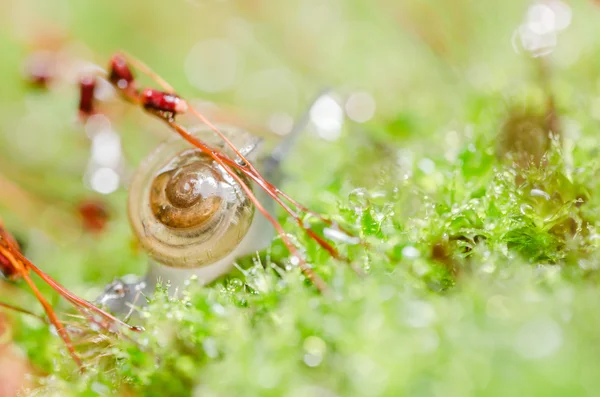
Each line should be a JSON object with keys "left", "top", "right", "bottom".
{"left": 165, "top": 119, "right": 327, "bottom": 292}
{"left": 188, "top": 107, "right": 363, "bottom": 277}
{"left": 21, "top": 272, "right": 84, "bottom": 370}
{"left": 24, "top": 257, "right": 142, "bottom": 333}
{"left": 118, "top": 51, "right": 174, "bottom": 93}
{"left": 212, "top": 153, "right": 348, "bottom": 259}
{"left": 0, "top": 242, "right": 83, "bottom": 370}
{"left": 187, "top": 107, "right": 358, "bottom": 246}
{"left": 0, "top": 301, "right": 46, "bottom": 322}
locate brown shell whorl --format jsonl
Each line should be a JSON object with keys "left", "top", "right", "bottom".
{"left": 149, "top": 155, "right": 223, "bottom": 229}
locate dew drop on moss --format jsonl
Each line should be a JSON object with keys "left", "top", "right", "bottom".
{"left": 530, "top": 189, "right": 551, "bottom": 200}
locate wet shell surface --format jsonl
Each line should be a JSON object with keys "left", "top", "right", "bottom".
{"left": 128, "top": 125, "right": 260, "bottom": 269}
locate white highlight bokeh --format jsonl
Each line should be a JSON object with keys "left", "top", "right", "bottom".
{"left": 310, "top": 94, "right": 344, "bottom": 141}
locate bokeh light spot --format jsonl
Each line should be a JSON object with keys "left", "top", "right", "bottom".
{"left": 345, "top": 92, "right": 376, "bottom": 123}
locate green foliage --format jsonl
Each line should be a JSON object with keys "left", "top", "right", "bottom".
{"left": 4, "top": 0, "right": 600, "bottom": 396}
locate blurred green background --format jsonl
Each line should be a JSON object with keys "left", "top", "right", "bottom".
{"left": 2, "top": 0, "right": 600, "bottom": 396}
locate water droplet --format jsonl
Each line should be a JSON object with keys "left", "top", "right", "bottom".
{"left": 89, "top": 322, "right": 101, "bottom": 333}
{"left": 520, "top": 203, "right": 534, "bottom": 216}
{"left": 530, "top": 189, "right": 551, "bottom": 200}
{"left": 323, "top": 227, "right": 360, "bottom": 245}
{"left": 227, "top": 278, "right": 244, "bottom": 291}
{"left": 401, "top": 246, "right": 420, "bottom": 260}
{"left": 348, "top": 188, "right": 369, "bottom": 210}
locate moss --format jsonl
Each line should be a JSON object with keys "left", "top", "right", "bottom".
{"left": 4, "top": 0, "right": 600, "bottom": 396}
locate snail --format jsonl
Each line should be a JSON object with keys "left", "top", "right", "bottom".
{"left": 97, "top": 124, "right": 277, "bottom": 313}
{"left": 95, "top": 87, "right": 351, "bottom": 314}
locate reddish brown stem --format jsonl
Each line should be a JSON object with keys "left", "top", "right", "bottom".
{"left": 117, "top": 51, "right": 174, "bottom": 93}
{"left": 184, "top": 109, "right": 372, "bottom": 268}
{"left": 0, "top": 242, "right": 83, "bottom": 370}
{"left": 165, "top": 120, "right": 327, "bottom": 292}
{"left": 23, "top": 258, "right": 142, "bottom": 333}
{"left": 0, "top": 222, "right": 140, "bottom": 369}
{"left": 0, "top": 301, "right": 46, "bottom": 322}
{"left": 187, "top": 107, "right": 352, "bottom": 247}
{"left": 22, "top": 272, "right": 84, "bottom": 370}
{"left": 175, "top": 120, "right": 360, "bottom": 263}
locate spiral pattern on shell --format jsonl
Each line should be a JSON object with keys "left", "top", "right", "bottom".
{"left": 128, "top": 125, "right": 258, "bottom": 269}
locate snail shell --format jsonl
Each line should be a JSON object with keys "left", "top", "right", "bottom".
{"left": 128, "top": 125, "right": 265, "bottom": 270}
{"left": 96, "top": 125, "right": 274, "bottom": 313}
